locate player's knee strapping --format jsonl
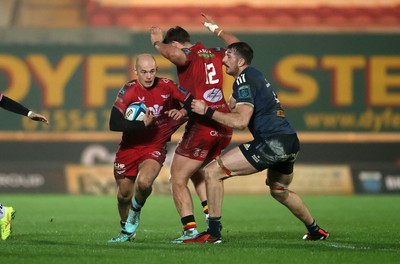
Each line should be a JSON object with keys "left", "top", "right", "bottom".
{"left": 215, "top": 156, "right": 234, "bottom": 177}
{"left": 270, "top": 182, "right": 288, "bottom": 193}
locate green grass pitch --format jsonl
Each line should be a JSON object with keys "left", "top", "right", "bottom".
{"left": 1, "top": 194, "right": 399, "bottom": 264}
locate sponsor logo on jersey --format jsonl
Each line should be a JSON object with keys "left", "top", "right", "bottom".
{"left": 199, "top": 53, "right": 216, "bottom": 59}
{"left": 178, "top": 86, "right": 189, "bottom": 95}
{"left": 182, "top": 48, "right": 191, "bottom": 55}
{"left": 126, "top": 80, "right": 136, "bottom": 87}
{"left": 198, "top": 49, "right": 216, "bottom": 59}
{"left": 152, "top": 151, "right": 161, "bottom": 158}
{"left": 203, "top": 88, "right": 223, "bottom": 103}
{"left": 264, "top": 78, "right": 271, "bottom": 87}
{"left": 236, "top": 73, "right": 247, "bottom": 85}
{"left": 210, "top": 130, "right": 219, "bottom": 137}
{"left": 161, "top": 94, "right": 170, "bottom": 101}
{"left": 149, "top": 104, "right": 164, "bottom": 117}
{"left": 118, "top": 86, "right": 127, "bottom": 96}
{"left": 238, "top": 85, "right": 252, "bottom": 99}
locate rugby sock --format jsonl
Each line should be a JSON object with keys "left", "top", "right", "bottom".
{"left": 132, "top": 197, "right": 144, "bottom": 212}
{"left": 306, "top": 219, "right": 319, "bottom": 233}
{"left": 181, "top": 215, "right": 197, "bottom": 230}
{"left": 207, "top": 216, "right": 222, "bottom": 237}
{"left": 201, "top": 200, "right": 209, "bottom": 215}
{"left": 120, "top": 220, "right": 126, "bottom": 230}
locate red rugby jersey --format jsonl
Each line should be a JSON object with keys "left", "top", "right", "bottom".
{"left": 177, "top": 43, "right": 230, "bottom": 114}
{"left": 113, "top": 77, "right": 189, "bottom": 148}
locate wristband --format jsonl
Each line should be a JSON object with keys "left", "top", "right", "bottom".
{"left": 183, "top": 94, "right": 194, "bottom": 113}
{"left": 153, "top": 41, "right": 160, "bottom": 48}
{"left": 217, "top": 29, "right": 223, "bottom": 37}
{"left": 27, "top": 111, "right": 33, "bottom": 118}
{"left": 205, "top": 107, "right": 215, "bottom": 118}
{"left": 203, "top": 22, "right": 219, "bottom": 33}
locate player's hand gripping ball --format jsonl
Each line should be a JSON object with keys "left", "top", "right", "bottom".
{"left": 125, "top": 102, "right": 147, "bottom": 121}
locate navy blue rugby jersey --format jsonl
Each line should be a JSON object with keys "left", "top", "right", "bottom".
{"left": 232, "top": 66, "right": 296, "bottom": 138}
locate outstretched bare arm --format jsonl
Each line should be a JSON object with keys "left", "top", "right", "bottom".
{"left": 201, "top": 12, "right": 240, "bottom": 45}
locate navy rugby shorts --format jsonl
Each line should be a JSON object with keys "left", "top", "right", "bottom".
{"left": 239, "top": 133, "right": 300, "bottom": 174}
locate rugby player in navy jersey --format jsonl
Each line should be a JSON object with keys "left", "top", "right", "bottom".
{"left": 0, "top": 93, "right": 48, "bottom": 240}
{"left": 187, "top": 42, "right": 329, "bottom": 243}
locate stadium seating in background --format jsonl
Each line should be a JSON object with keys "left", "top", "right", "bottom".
{"left": 86, "top": 0, "right": 400, "bottom": 31}
{"left": 2, "top": 0, "right": 400, "bottom": 30}
{"left": 4, "top": 0, "right": 86, "bottom": 28}
{"left": 0, "top": 0, "right": 15, "bottom": 28}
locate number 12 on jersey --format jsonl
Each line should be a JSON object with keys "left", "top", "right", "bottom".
{"left": 204, "top": 63, "right": 219, "bottom": 85}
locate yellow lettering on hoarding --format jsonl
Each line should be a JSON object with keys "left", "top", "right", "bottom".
{"left": 85, "top": 55, "right": 129, "bottom": 107}
{"left": 27, "top": 54, "right": 82, "bottom": 107}
{"left": 274, "top": 55, "right": 318, "bottom": 107}
{"left": 0, "top": 55, "right": 30, "bottom": 100}
{"left": 321, "top": 56, "right": 366, "bottom": 106}
{"left": 369, "top": 56, "right": 400, "bottom": 106}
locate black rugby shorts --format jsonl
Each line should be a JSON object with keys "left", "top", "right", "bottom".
{"left": 239, "top": 133, "right": 300, "bottom": 174}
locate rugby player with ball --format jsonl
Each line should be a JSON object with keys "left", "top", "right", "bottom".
{"left": 108, "top": 54, "right": 195, "bottom": 242}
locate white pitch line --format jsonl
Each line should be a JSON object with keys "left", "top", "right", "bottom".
{"left": 328, "top": 243, "right": 399, "bottom": 252}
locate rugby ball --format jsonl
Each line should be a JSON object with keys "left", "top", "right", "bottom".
{"left": 125, "top": 102, "right": 147, "bottom": 121}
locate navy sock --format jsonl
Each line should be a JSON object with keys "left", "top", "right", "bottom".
{"left": 207, "top": 216, "right": 222, "bottom": 237}
{"left": 306, "top": 219, "right": 319, "bottom": 233}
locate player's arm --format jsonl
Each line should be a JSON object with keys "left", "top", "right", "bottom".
{"left": 109, "top": 106, "right": 151, "bottom": 132}
{"left": 0, "top": 95, "right": 49, "bottom": 124}
{"left": 165, "top": 108, "right": 187, "bottom": 120}
{"left": 165, "top": 93, "right": 195, "bottom": 120}
{"left": 228, "top": 95, "right": 237, "bottom": 112}
{"left": 191, "top": 99, "right": 253, "bottom": 130}
{"left": 201, "top": 12, "right": 240, "bottom": 45}
{"left": 150, "top": 26, "right": 187, "bottom": 66}
{"left": 165, "top": 83, "right": 195, "bottom": 120}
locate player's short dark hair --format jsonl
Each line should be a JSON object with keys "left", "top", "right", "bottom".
{"left": 163, "top": 26, "right": 191, "bottom": 44}
{"left": 227, "top": 42, "right": 254, "bottom": 65}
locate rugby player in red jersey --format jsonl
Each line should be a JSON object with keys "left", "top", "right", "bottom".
{"left": 150, "top": 13, "right": 240, "bottom": 242}
{"left": 0, "top": 93, "right": 48, "bottom": 240}
{"left": 108, "top": 54, "right": 195, "bottom": 242}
